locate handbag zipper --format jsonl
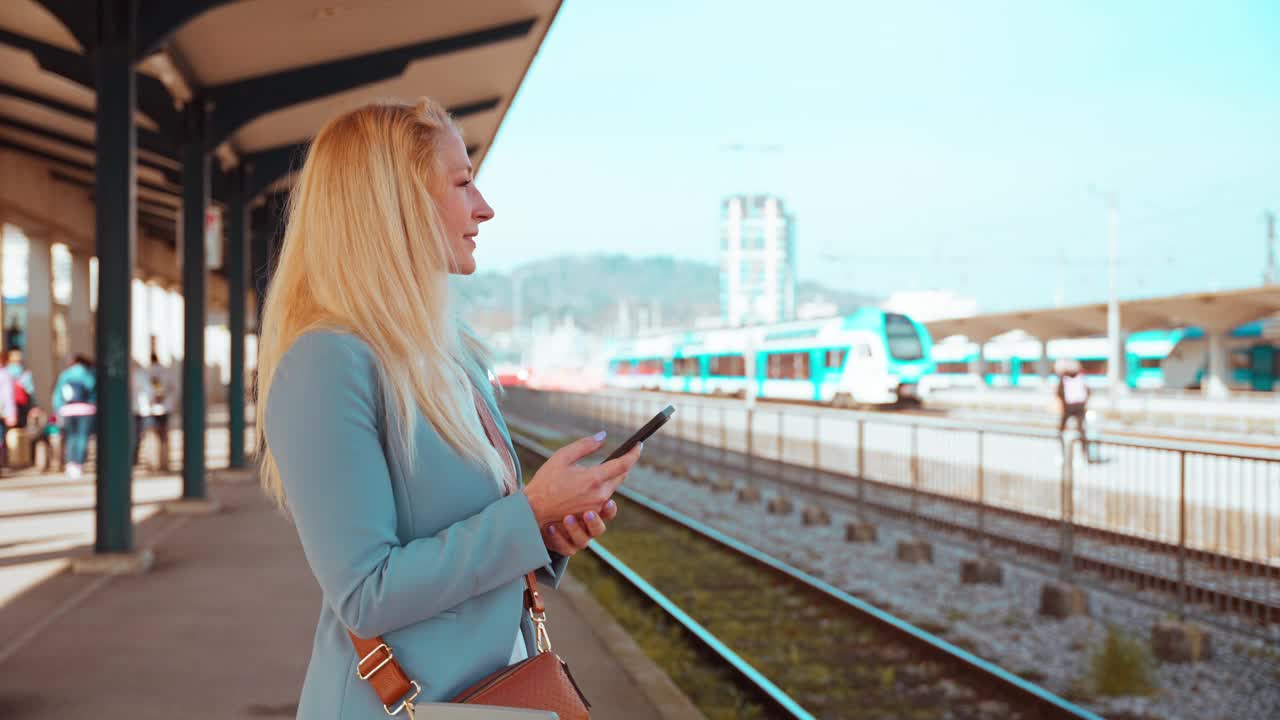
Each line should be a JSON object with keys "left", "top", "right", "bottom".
{"left": 453, "top": 654, "right": 540, "bottom": 702}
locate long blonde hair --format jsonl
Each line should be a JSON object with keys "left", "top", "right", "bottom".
{"left": 254, "top": 98, "right": 506, "bottom": 506}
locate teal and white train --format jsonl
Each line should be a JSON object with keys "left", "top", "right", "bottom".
{"left": 606, "top": 309, "right": 935, "bottom": 406}
{"left": 926, "top": 320, "right": 1279, "bottom": 392}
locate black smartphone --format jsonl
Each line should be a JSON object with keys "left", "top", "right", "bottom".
{"left": 601, "top": 405, "right": 675, "bottom": 463}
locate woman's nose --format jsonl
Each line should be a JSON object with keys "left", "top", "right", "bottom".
{"left": 474, "top": 191, "right": 495, "bottom": 223}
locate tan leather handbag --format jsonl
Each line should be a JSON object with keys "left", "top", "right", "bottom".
{"left": 348, "top": 570, "right": 590, "bottom": 719}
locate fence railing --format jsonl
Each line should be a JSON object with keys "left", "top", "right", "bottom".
{"left": 502, "top": 387, "right": 1280, "bottom": 639}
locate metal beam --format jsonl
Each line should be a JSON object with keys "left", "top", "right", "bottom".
{"left": 0, "top": 27, "right": 180, "bottom": 136}
{"left": 242, "top": 142, "right": 307, "bottom": 201}
{"left": 235, "top": 93, "right": 495, "bottom": 200}
{"left": 450, "top": 97, "right": 502, "bottom": 118}
{"left": 136, "top": 0, "right": 235, "bottom": 58}
{"left": 0, "top": 80, "right": 176, "bottom": 157}
{"left": 30, "top": 0, "right": 95, "bottom": 53}
{"left": 206, "top": 18, "right": 536, "bottom": 147}
{"left": 0, "top": 79, "right": 92, "bottom": 121}
{"left": 0, "top": 136, "right": 178, "bottom": 197}
{"left": 0, "top": 113, "right": 180, "bottom": 183}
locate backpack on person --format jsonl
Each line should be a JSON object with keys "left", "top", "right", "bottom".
{"left": 1062, "top": 374, "right": 1088, "bottom": 405}
{"left": 60, "top": 380, "right": 91, "bottom": 405}
{"left": 11, "top": 379, "right": 28, "bottom": 411}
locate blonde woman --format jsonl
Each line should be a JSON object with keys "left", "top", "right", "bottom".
{"left": 257, "top": 98, "right": 641, "bottom": 718}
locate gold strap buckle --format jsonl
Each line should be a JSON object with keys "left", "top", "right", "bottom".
{"left": 357, "top": 643, "right": 394, "bottom": 680}
{"left": 384, "top": 680, "right": 422, "bottom": 716}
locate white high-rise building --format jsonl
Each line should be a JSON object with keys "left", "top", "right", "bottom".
{"left": 720, "top": 195, "right": 795, "bottom": 326}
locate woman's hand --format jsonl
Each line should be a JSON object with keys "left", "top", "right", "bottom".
{"left": 523, "top": 431, "right": 641, "bottom": 530}
{"left": 542, "top": 498, "right": 619, "bottom": 557}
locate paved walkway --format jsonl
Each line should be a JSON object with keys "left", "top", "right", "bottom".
{"left": 0, "top": 426, "right": 696, "bottom": 718}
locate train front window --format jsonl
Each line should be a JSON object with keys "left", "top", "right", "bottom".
{"left": 885, "top": 314, "right": 924, "bottom": 361}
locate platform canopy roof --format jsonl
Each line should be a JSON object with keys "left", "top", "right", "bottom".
{"left": 926, "top": 286, "right": 1280, "bottom": 342}
{"left": 0, "top": 0, "right": 561, "bottom": 231}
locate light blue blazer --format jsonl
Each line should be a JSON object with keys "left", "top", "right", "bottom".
{"left": 265, "top": 330, "right": 568, "bottom": 719}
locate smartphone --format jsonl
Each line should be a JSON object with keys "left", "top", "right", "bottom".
{"left": 601, "top": 405, "right": 675, "bottom": 463}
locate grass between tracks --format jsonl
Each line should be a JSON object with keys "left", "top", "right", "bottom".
{"left": 515, "top": 439, "right": 1019, "bottom": 720}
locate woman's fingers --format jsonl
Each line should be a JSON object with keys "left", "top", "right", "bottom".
{"left": 560, "top": 514, "right": 592, "bottom": 548}
{"left": 581, "top": 510, "right": 607, "bottom": 538}
{"left": 553, "top": 431, "right": 609, "bottom": 467}
{"left": 588, "top": 443, "right": 642, "bottom": 488}
{"left": 543, "top": 524, "right": 577, "bottom": 556}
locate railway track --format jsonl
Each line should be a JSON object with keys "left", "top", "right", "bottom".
{"left": 513, "top": 399, "right": 1280, "bottom": 639}
{"left": 510, "top": 428, "right": 1101, "bottom": 720}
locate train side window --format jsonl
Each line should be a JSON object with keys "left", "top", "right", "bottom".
{"left": 984, "top": 360, "right": 1010, "bottom": 375}
{"left": 935, "top": 361, "right": 968, "bottom": 373}
{"left": 1078, "top": 359, "right": 1107, "bottom": 375}
{"left": 767, "top": 352, "right": 810, "bottom": 380}
{"left": 826, "top": 349, "right": 846, "bottom": 369}
{"left": 714, "top": 355, "right": 746, "bottom": 377}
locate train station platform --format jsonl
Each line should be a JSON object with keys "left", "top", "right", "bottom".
{"left": 0, "top": 450, "right": 700, "bottom": 718}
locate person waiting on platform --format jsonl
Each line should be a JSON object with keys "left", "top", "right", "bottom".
{"left": 255, "top": 98, "right": 643, "bottom": 716}
{"left": 131, "top": 354, "right": 175, "bottom": 471}
{"left": 51, "top": 354, "right": 96, "bottom": 479}
{"left": 1054, "top": 358, "right": 1096, "bottom": 458}
{"left": 0, "top": 362, "right": 15, "bottom": 473}
{"left": 6, "top": 349, "right": 37, "bottom": 429}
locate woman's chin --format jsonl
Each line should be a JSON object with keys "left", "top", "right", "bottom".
{"left": 449, "top": 257, "right": 477, "bottom": 275}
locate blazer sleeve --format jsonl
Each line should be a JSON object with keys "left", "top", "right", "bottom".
{"left": 265, "top": 332, "right": 555, "bottom": 638}
{"left": 537, "top": 553, "right": 570, "bottom": 589}
{"left": 481, "top": 385, "right": 571, "bottom": 590}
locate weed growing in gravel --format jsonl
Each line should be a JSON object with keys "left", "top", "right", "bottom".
{"left": 1086, "top": 625, "right": 1156, "bottom": 697}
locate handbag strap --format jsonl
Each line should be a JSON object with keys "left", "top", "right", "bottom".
{"left": 350, "top": 379, "right": 548, "bottom": 714}
{"left": 348, "top": 572, "right": 545, "bottom": 714}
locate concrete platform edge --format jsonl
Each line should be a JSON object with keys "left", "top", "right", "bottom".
{"left": 557, "top": 573, "right": 708, "bottom": 720}
{"left": 163, "top": 497, "right": 222, "bottom": 514}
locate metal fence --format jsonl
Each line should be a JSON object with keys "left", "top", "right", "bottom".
{"left": 502, "top": 387, "right": 1280, "bottom": 640}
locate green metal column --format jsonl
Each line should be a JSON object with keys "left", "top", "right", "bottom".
{"left": 226, "top": 167, "right": 249, "bottom": 467}
{"left": 93, "top": 0, "right": 138, "bottom": 554}
{"left": 181, "top": 101, "right": 210, "bottom": 498}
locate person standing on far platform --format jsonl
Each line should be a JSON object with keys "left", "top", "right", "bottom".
{"left": 51, "top": 354, "right": 96, "bottom": 479}
{"left": 6, "top": 348, "right": 37, "bottom": 428}
{"left": 0, "top": 363, "right": 16, "bottom": 472}
{"left": 1055, "top": 359, "right": 1094, "bottom": 457}
{"left": 256, "top": 98, "right": 643, "bottom": 716}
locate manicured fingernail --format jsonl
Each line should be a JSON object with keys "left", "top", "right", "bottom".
{"left": 606, "top": 500, "right": 617, "bottom": 512}
{"left": 565, "top": 515, "right": 576, "bottom": 525}
{"left": 585, "top": 511, "right": 598, "bottom": 522}
{"left": 592, "top": 431, "right": 607, "bottom": 442}
{"left": 638, "top": 441, "right": 644, "bottom": 450}
{"left": 548, "top": 525, "right": 557, "bottom": 535}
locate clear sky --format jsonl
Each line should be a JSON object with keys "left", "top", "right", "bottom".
{"left": 474, "top": 1, "right": 1280, "bottom": 313}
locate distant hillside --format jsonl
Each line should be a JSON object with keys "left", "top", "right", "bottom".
{"left": 454, "top": 254, "right": 879, "bottom": 334}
